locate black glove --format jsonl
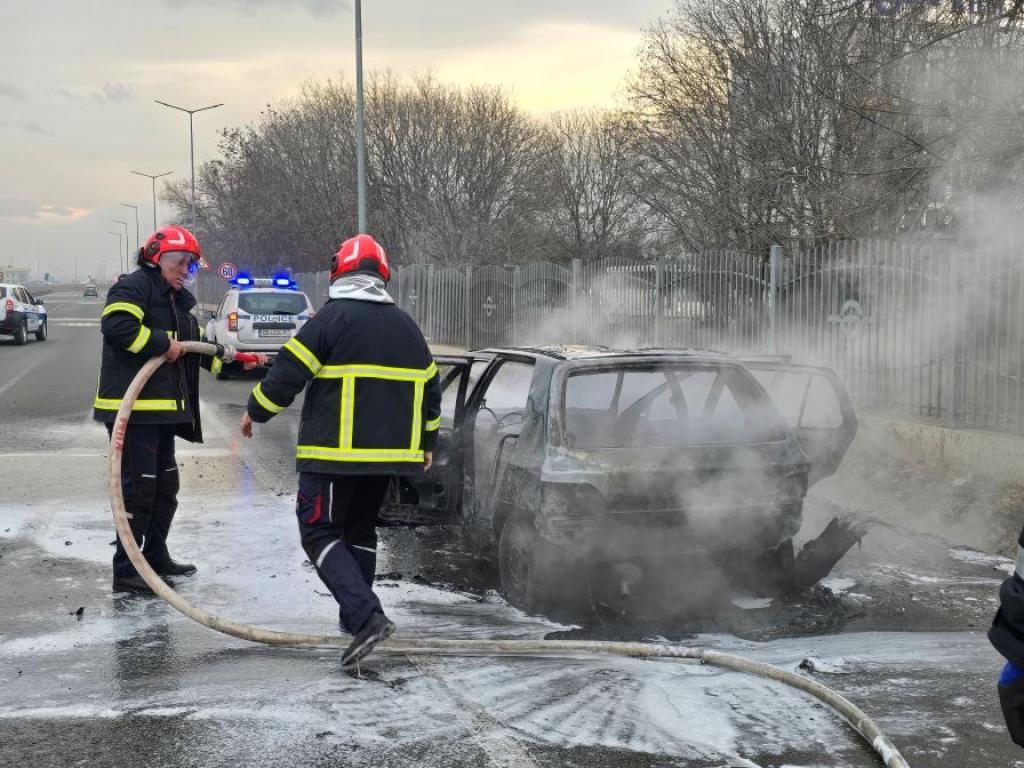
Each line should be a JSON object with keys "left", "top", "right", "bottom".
{"left": 999, "top": 662, "right": 1024, "bottom": 747}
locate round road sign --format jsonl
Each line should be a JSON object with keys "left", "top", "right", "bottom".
{"left": 218, "top": 262, "right": 238, "bottom": 280}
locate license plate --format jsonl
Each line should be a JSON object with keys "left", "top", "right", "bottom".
{"left": 258, "top": 329, "right": 291, "bottom": 337}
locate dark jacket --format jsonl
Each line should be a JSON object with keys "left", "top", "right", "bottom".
{"left": 246, "top": 294, "right": 441, "bottom": 476}
{"left": 992, "top": 527, "right": 1024, "bottom": 669}
{"left": 93, "top": 267, "right": 211, "bottom": 443}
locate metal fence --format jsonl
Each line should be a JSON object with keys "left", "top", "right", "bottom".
{"left": 193, "top": 241, "right": 1024, "bottom": 434}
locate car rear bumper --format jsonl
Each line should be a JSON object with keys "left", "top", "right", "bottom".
{"left": 536, "top": 502, "right": 803, "bottom": 560}
{"left": 0, "top": 311, "right": 25, "bottom": 333}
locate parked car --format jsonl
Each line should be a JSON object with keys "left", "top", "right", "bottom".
{"left": 0, "top": 283, "right": 47, "bottom": 345}
{"left": 381, "top": 346, "right": 859, "bottom": 614}
{"left": 204, "top": 276, "right": 315, "bottom": 379}
{"left": 83, "top": 284, "right": 98, "bottom": 297}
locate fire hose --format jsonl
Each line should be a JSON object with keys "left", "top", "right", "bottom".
{"left": 109, "top": 341, "right": 911, "bottom": 768}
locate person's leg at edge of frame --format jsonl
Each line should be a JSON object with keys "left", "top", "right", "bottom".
{"left": 296, "top": 473, "right": 383, "bottom": 635}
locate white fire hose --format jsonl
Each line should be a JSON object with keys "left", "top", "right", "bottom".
{"left": 109, "top": 341, "right": 910, "bottom": 768}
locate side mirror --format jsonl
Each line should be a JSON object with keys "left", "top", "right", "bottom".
{"left": 36, "top": 299, "right": 44, "bottom": 306}
{"left": 206, "top": 310, "right": 216, "bottom": 319}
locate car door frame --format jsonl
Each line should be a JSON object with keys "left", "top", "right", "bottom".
{"left": 459, "top": 352, "right": 540, "bottom": 529}
{"left": 378, "top": 354, "right": 475, "bottom": 525}
{"left": 741, "top": 360, "right": 858, "bottom": 486}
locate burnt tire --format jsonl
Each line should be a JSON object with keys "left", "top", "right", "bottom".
{"left": 13, "top": 321, "right": 27, "bottom": 346}
{"left": 498, "top": 516, "right": 546, "bottom": 615}
{"left": 35, "top": 320, "right": 47, "bottom": 342}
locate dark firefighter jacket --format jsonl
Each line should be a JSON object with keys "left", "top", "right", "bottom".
{"left": 246, "top": 295, "right": 441, "bottom": 476}
{"left": 991, "top": 526, "right": 1024, "bottom": 669}
{"left": 93, "top": 267, "right": 212, "bottom": 443}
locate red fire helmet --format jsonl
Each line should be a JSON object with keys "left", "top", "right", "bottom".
{"left": 330, "top": 233, "right": 390, "bottom": 283}
{"left": 139, "top": 226, "right": 201, "bottom": 268}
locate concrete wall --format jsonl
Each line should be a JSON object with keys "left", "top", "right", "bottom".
{"left": 861, "top": 415, "right": 1024, "bottom": 485}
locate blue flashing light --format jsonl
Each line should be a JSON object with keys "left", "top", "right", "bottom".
{"left": 233, "top": 274, "right": 253, "bottom": 287}
{"left": 274, "top": 277, "right": 292, "bottom": 287}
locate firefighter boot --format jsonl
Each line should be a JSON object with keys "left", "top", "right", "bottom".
{"left": 341, "top": 611, "right": 396, "bottom": 668}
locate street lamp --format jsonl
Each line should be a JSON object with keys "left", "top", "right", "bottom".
{"left": 131, "top": 170, "right": 174, "bottom": 231}
{"left": 154, "top": 100, "right": 223, "bottom": 231}
{"left": 354, "top": 0, "right": 367, "bottom": 233}
{"left": 108, "top": 231, "right": 123, "bottom": 274}
{"left": 113, "top": 220, "right": 129, "bottom": 272}
{"left": 121, "top": 203, "right": 140, "bottom": 249}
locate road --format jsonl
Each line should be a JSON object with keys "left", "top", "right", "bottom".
{"left": 0, "top": 290, "right": 1020, "bottom": 768}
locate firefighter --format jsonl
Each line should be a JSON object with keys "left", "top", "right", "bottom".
{"left": 240, "top": 233, "right": 441, "bottom": 668}
{"left": 96, "top": 225, "right": 263, "bottom": 595}
{"left": 991, "top": 525, "right": 1024, "bottom": 747}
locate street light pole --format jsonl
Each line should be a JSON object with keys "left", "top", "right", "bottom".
{"left": 354, "top": 0, "right": 367, "bottom": 233}
{"left": 114, "top": 220, "right": 130, "bottom": 272}
{"left": 108, "top": 231, "right": 123, "bottom": 274}
{"left": 154, "top": 100, "right": 223, "bottom": 231}
{"left": 121, "top": 203, "right": 140, "bottom": 250}
{"left": 131, "top": 170, "right": 174, "bottom": 231}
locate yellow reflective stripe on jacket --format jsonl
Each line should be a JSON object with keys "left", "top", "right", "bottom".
{"left": 211, "top": 357, "right": 222, "bottom": 375}
{"left": 102, "top": 302, "right": 145, "bottom": 321}
{"left": 339, "top": 375, "right": 354, "bottom": 449}
{"left": 283, "top": 338, "right": 322, "bottom": 375}
{"left": 94, "top": 396, "right": 180, "bottom": 411}
{"left": 317, "top": 363, "right": 436, "bottom": 381}
{"left": 252, "top": 382, "right": 284, "bottom": 414}
{"left": 296, "top": 446, "right": 424, "bottom": 463}
{"left": 424, "top": 416, "right": 441, "bottom": 432}
{"left": 127, "top": 325, "right": 152, "bottom": 353}
{"left": 409, "top": 381, "right": 424, "bottom": 449}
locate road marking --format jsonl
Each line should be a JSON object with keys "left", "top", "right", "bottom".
{"left": 49, "top": 318, "right": 101, "bottom": 323}
{"left": 0, "top": 355, "right": 45, "bottom": 399}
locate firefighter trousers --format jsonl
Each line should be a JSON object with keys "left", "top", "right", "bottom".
{"left": 295, "top": 473, "right": 391, "bottom": 635}
{"left": 108, "top": 423, "right": 180, "bottom": 579}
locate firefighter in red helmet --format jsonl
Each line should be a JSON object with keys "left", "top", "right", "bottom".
{"left": 241, "top": 233, "right": 441, "bottom": 667}
{"left": 96, "top": 226, "right": 264, "bottom": 595}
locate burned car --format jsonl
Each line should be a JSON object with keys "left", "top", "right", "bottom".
{"left": 383, "top": 346, "right": 860, "bottom": 614}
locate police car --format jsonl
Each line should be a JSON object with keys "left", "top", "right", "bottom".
{"left": 0, "top": 283, "right": 47, "bottom": 345}
{"left": 203, "top": 275, "right": 315, "bottom": 378}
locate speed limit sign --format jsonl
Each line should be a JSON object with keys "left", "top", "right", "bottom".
{"left": 218, "top": 262, "right": 238, "bottom": 280}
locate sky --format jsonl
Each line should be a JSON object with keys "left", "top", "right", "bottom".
{"left": 0, "top": 0, "right": 669, "bottom": 283}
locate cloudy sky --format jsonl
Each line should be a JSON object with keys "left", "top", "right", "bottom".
{"left": 0, "top": 0, "right": 668, "bottom": 282}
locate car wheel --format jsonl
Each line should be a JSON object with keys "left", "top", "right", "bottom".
{"left": 14, "top": 321, "right": 27, "bottom": 346}
{"left": 35, "top": 320, "right": 47, "bottom": 342}
{"left": 498, "top": 516, "right": 546, "bottom": 614}
{"left": 215, "top": 370, "right": 231, "bottom": 381}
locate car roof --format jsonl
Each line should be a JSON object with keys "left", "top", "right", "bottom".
{"left": 475, "top": 344, "right": 737, "bottom": 363}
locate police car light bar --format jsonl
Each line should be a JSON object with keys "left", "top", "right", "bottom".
{"left": 231, "top": 274, "right": 296, "bottom": 289}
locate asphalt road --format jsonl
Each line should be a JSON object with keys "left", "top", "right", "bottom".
{"left": 0, "top": 291, "right": 1021, "bottom": 768}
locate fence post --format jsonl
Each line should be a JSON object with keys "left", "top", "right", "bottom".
{"left": 571, "top": 259, "right": 582, "bottom": 343}
{"left": 769, "top": 245, "right": 783, "bottom": 353}
{"left": 426, "top": 263, "right": 435, "bottom": 343}
{"left": 512, "top": 265, "right": 521, "bottom": 346}
{"left": 941, "top": 246, "right": 962, "bottom": 427}
{"left": 464, "top": 264, "right": 473, "bottom": 350}
{"left": 654, "top": 256, "right": 665, "bottom": 347}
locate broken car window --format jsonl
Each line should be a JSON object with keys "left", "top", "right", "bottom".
{"left": 564, "top": 365, "right": 785, "bottom": 448}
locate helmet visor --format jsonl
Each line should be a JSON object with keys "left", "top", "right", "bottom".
{"left": 159, "top": 250, "right": 200, "bottom": 285}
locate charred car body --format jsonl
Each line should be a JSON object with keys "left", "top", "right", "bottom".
{"left": 383, "top": 346, "right": 860, "bottom": 614}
